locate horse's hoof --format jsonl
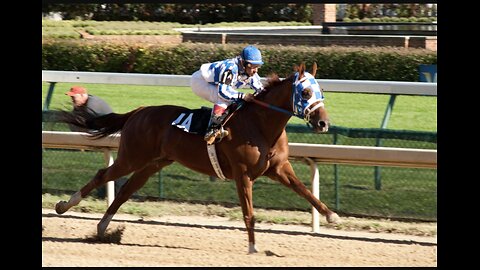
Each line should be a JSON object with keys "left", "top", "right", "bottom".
{"left": 97, "top": 232, "right": 105, "bottom": 241}
{"left": 248, "top": 243, "right": 258, "bottom": 254}
{"left": 55, "top": 201, "right": 68, "bottom": 214}
{"left": 97, "top": 224, "right": 106, "bottom": 239}
{"left": 327, "top": 212, "right": 341, "bottom": 223}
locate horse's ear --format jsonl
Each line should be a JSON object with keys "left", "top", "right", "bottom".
{"left": 311, "top": 62, "right": 317, "bottom": 78}
{"left": 299, "top": 62, "right": 306, "bottom": 74}
{"left": 298, "top": 62, "right": 306, "bottom": 80}
{"left": 266, "top": 73, "right": 279, "bottom": 86}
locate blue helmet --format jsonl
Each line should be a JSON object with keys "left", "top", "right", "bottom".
{"left": 241, "top": 45, "right": 264, "bottom": 65}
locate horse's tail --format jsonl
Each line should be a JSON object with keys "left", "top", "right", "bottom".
{"left": 59, "top": 107, "right": 144, "bottom": 139}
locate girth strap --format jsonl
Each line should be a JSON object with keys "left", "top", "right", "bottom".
{"left": 206, "top": 144, "right": 226, "bottom": 180}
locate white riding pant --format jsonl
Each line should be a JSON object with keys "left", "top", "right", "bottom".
{"left": 191, "top": 70, "right": 229, "bottom": 109}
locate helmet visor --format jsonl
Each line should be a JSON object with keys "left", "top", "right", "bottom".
{"left": 246, "top": 62, "right": 262, "bottom": 69}
{"left": 245, "top": 59, "right": 264, "bottom": 65}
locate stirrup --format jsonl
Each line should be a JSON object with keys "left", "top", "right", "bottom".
{"left": 219, "top": 127, "right": 229, "bottom": 138}
{"left": 204, "top": 127, "right": 229, "bottom": 145}
{"left": 204, "top": 129, "right": 220, "bottom": 144}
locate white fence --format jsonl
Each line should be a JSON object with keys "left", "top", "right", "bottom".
{"left": 42, "top": 70, "right": 437, "bottom": 96}
{"left": 42, "top": 131, "right": 436, "bottom": 232}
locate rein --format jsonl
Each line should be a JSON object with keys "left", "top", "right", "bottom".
{"left": 251, "top": 98, "right": 324, "bottom": 122}
{"left": 222, "top": 96, "right": 303, "bottom": 129}
{"left": 220, "top": 98, "right": 297, "bottom": 129}
{"left": 250, "top": 98, "right": 296, "bottom": 118}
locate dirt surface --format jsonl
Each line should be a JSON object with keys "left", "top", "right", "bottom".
{"left": 42, "top": 208, "right": 436, "bottom": 267}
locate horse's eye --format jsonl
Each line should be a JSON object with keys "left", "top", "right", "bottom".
{"left": 301, "top": 88, "right": 312, "bottom": 100}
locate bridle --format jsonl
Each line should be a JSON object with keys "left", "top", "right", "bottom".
{"left": 303, "top": 100, "right": 325, "bottom": 122}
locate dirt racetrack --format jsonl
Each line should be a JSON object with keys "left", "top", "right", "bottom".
{"left": 42, "top": 208, "right": 437, "bottom": 267}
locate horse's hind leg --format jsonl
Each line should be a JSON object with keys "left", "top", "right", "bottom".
{"left": 265, "top": 161, "right": 340, "bottom": 223}
{"left": 55, "top": 160, "right": 133, "bottom": 215}
{"left": 97, "top": 160, "right": 173, "bottom": 237}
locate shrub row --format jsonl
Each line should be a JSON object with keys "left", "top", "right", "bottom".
{"left": 343, "top": 16, "right": 436, "bottom": 23}
{"left": 42, "top": 40, "right": 436, "bottom": 81}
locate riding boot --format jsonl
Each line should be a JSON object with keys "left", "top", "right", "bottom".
{"left": 204, "top": 113, "right": 229, "bottom": 144}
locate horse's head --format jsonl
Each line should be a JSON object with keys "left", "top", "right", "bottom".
{"left": 292, "top": 62, "right": 329, "bottom": 133}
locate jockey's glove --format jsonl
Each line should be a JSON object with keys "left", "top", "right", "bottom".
{"left": 242, "top": 93, "right": 255, "bottom": 102}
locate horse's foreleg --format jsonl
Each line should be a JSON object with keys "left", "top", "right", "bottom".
{"left": 55, "top": 162, "right": 131, "bottom": 215}
{"left": 97, "top": 160, "right": 172, "bottom": 238}
{"left": 234, "top": 175, "right": 257, "bottom": 254}
{"left": 265, "top": 161, "right": 340, "bottom": 223}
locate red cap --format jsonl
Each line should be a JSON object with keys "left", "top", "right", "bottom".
{"left": 65, "top": 86, "right": 87, "bottom": 96}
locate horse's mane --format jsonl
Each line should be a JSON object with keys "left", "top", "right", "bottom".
{"left": 256, "top": 73, "right": 295, "bottom": 99}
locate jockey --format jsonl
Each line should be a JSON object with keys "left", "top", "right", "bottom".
{"left": 190, "top": 45, "right": 265, "bottom": 144}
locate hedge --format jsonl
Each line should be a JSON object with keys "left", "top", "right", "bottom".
{"left": 42, "top": 40, "right": 436, "bottom": 81}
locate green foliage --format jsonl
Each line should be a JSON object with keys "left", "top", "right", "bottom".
{"left": 42, "top": 41, "right": 436, "bottom": 82}
{"left": 42, "top": 20, "right": 81, "bottom": 39}
{"left": 42, "top": 41, "right": 136, "bottom": 72}
{"left": 43, "top": 4, "right": 314, "bottom": 24}
{"left": 42, "top": 28, "right": 81, "bottom": 39}
{"left": 343, "top": 16, "right": 435, "bottom": 23}
{"left": 341, "top": 4, "right": 436, "bottom": 21}
{"left": 42, "top": 19, "right": 311, "bottom": 39}
{"left": 81, "top": 20, "right": 188, "bottom": 35}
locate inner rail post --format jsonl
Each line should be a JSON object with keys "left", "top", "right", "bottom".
{"left": 103, "top": 150, "right": 115, "bottom": 207}
{"left": 304, "top": 157, "right": 320, "bottom": 233}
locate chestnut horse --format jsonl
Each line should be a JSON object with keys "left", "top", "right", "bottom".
{"left": 55, "top": 63, "right": 340, "bottom": 254}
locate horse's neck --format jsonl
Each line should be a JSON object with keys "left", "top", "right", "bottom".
{"left": 249, "top": 78, "right": 294, "bottom": 143}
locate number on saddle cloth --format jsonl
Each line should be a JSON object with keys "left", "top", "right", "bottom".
{"left": 171, "top": 107, "right": 211, "bottom": 135}
{"left": 171, "top": 101, "right": 245, "bottom": 135}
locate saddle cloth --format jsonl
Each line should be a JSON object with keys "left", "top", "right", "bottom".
{"left": 172, "top": 101, "right": 244, "bottom": 135}
{"left": 171, "top": 106, "right": 211, "bottom": 135}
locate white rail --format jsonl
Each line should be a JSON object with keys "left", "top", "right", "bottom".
{"left": 42, "top": 131, "right": 436, "bottom": 169}
{"left": 42, "top": 70, "right": 192, "bottom": 87}
{"left": 42, "top": 70, "right": 437, "bottom": 96}
{"left": 42, "top": 131, "right": 436, "bottom": 232}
